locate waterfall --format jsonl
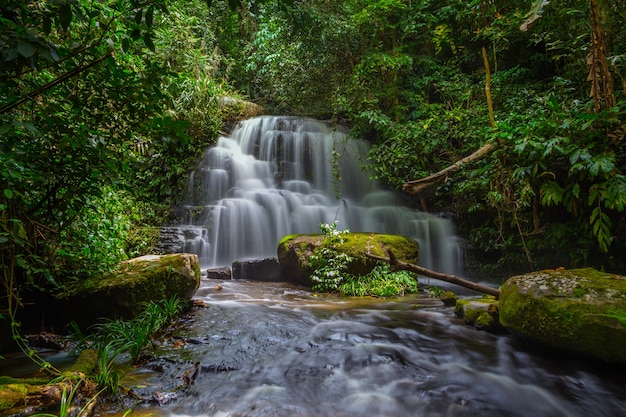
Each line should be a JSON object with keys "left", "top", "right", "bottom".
{"left": 176, "top": 116, "right": 462, "bottom": 274}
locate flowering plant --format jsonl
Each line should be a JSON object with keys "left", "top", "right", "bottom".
{"left": 308, "top": 221, "right": 353, "bottom": 292}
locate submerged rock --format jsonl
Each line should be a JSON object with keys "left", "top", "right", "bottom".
{"left": 499, "top": 267, "right": 626, "bottom": 364}
{"left": 55, "top": 253, "right": 200, "bottom": 328}
{"left": 277, "top": 233, "right": 419, "bottom": 286}
{"left": 454, "top": 296, "right": 506, "bottom": 333}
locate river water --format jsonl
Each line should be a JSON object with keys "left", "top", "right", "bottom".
{"left": 125, "top": 277, "right": 626, "bottom": 417}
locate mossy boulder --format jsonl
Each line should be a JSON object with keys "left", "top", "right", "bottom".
{"left": 454, "top": 297, "right": 505, "bottom": 333}
{"left": 499, "top": 267, "right": 626, "bottom": 364}
{"left": 277, "top": 233, "right": 419, "bottom": 286}
{"left": 0, "top": 350, "right": 98, "bottom": 413}
{"left": 55, "top": 254, "right": 200, "bottom": 328}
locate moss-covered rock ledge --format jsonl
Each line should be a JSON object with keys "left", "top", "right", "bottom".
{"left": 277, "top": 233, "right": 419, "bottom": 287}
{"left": 55, "top": 253, "right": 200, "bottom": 329}
{"left": 499, "top": 267, "right": 626, "bottom": 365}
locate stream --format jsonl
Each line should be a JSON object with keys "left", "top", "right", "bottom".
{"left": 124, "top": 277, "right": 626, "bottom": 417}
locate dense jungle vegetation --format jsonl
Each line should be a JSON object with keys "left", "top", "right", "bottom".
{"left": 1, "top": 0, "right": 625, "bottom": 330}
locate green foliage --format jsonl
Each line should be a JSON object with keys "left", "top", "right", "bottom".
{"left": 0, "top": 0, "right": 230, "bottom": 330}
{"left": 31, "top": 379, "right": 99, "bottom": 417}
{"left": 93, "top": 342, "right": 127, "bottom": 394}
{"left": 339, "top": 264, "right": 418, "bottom": 297}
{"left": 309, "top": 222, "right": 353, "bottom": 292}
{"left": 309, "top": 222, "right": 419, "bottom": 297}
{"left": 93, "top": 296, "right": 184, "bottom": 364}
{"left": 64, "top": 297, "right": 185, "bottom": 393}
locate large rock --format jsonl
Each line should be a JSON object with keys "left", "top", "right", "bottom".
{"left": 499, "top": 267, "right": 626, "bottom": 364}
{"left": 232, "top": 257, "right": 284, "bottom": 281}
{"left": 277, "top": 233, "right": 419, "bottom": 286}
{"left": 55, "top": 253, "right": 200, "bottom": 329}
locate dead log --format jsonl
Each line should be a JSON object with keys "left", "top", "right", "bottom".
{"left": 366, "top": 250, "right": 500, "bottom": 298}
{"left": 402, "top": 141, "right": 495, "bottom": 194}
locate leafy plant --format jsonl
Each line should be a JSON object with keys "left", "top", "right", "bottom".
{"left": 93, "top": 296, "right": 184, "bottom": 364}
{"left": 32, "top": 379, "right": 99, "bottom": 417}
{"left": 308, "top": 221, "right": 353, "bottom": 292}
{"left": 339, "top": 263, "right": 419, "bottom": 297}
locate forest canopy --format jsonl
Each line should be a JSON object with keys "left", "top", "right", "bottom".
{"left": 1, "top": 0, "right": 626, "bottom": 325}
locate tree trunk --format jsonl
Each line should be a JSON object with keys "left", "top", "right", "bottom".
{"left": 588, "top": 0, "right": 616, "bottom": 113}
{"left": 365, "top": 251, "right": 501, "bottom": 298}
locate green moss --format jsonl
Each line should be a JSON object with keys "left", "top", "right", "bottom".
{"left": 0, "top": 384, "right": 28, "bottom": 411}
{"left": 499, "top": 268, "right": 626, "bottom": 364}
{"left": 0, "top": 377, "right": 47, "bottom": 386}
{"left": 68, "top": 349, "right": 98, "bottom": 375}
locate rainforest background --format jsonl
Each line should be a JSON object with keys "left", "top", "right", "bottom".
{"left": 1, "top": 0, "right": 625, "bottom": 325}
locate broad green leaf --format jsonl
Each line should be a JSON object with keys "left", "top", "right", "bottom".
{"left": 17, "top": 42, "right": 35, "bottom": 58}
{"left": 540, "top": 181, "right": 563, "bottom": 206}
{"left": 3, "top": 189, "right": 13, "bottom": 199}
{"left": 143, "top": 34, "right": 155, "bottom": 52}
{"left": 135, "top": 9, "right": 143, "bottom": 25}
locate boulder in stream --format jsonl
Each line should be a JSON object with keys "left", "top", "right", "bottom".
{"left": 55, "top": 253, "right": 200, "bottom": 328}
{"left": 277, "top": 233, "right": 419, "bottom": 286}
{"left": 499, "top": 267, "right": 626, "bottom": 364}
{"left": 232, "top": 257, "right": 284, "bottom": 281}
{"left": 454, "top": 296, "right": 506, "bottom": 333}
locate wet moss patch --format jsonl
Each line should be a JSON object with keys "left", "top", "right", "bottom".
{"left": 454, "top": 296, "right": 505, "bottom": 333}
{"left": 499, "top": 268, "right": 626, "bottom": 364}
{"left": 55, "top": 254, "right": 200, "bottom": 329}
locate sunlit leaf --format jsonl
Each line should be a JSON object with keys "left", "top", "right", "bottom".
{"left": 520, "top": 0, "right": 551, "bottom": 32}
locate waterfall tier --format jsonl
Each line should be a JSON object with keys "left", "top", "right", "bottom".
{"left": 175, "top": 116, "right": 462, "bottom": 274}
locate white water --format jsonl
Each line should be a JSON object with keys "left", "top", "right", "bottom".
{"left": 178, "top": 116, "right": 462, "bottom": 272}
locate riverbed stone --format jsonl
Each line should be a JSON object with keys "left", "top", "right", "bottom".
{"left": 207, "top": 266, "right": 232, "bottom": 280}
{"left": 277, "top": 233, "right": 419, "bottom": 287}
{"left": 55, "top": 253, "right": 200, "bottom": 328}
{"left": 232, "top": 257, "right": 284, "bottom": 281}
{"left": 499, "top": 267, "right": 626, "bottom": 364}
{"left": 454, "top": 296, "right": 505, "bottom": 333}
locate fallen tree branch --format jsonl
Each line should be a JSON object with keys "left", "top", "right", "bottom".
{"left": 366, "top": 250, "right": 500, "bottom": 298}
{"left": 402, "top": 141, "right": 494, "bottom": 194}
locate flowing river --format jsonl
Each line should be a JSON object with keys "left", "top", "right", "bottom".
{"left": 124, "top": 277, "right": 626, "bottom": 417}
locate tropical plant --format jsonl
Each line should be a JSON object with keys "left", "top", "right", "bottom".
{"left": 93, "top": 296, "right": 184, "bottom": 364}
{"left": 339, "top": 263, "right": 419, "bottom": 297}
{"left": 308, "top": 221, "right": 354, "bottom": 292}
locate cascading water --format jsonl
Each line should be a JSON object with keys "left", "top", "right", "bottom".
{"left": 177, "top": 116, "right": 462, "bottom": 273}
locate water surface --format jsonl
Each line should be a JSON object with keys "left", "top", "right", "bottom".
{"left": 127, "top": 278, "right": 626, "bottom": 417}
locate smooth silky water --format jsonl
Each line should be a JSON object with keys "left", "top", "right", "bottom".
{"left": 126, "top": 278, "right": 625, "bottom": 417}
